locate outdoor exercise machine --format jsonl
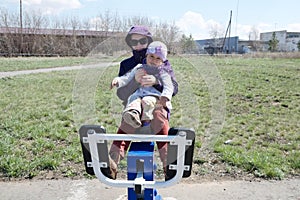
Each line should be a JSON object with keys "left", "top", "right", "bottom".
{"left": 79, "top": 125, "right": 195, "bottom": 200}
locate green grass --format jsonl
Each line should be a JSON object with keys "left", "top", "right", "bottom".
{"left": 0, "top": 56, "right": 299, "bottom": 180}
{"left": 0, "top": 71, "right": 80, "bottom": 178}
{"left": 213, "top": 56, "right": 300, "bottom": 179}
{"left": 0, "top": 57, "right": 93, "bottom": 72}
{"left": 0, "top": 55, "right": 123, "bottom": 72}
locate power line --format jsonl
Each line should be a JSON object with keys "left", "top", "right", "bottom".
{"left": 235, "top": 0, "right": 239, "bottom": 36}
{"left": 20, "top": 0, "right": 23, "bottom": 53}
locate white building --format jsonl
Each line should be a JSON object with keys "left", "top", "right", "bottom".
{"left": 260, "top": 30, "right": 300, "bottom": 52}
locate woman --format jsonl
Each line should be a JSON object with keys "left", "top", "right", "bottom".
{"left": 109, "top": 25, "right": 178, "bottom": 179}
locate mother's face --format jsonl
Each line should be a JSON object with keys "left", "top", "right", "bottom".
{"left": 130, "top": 34, "right": 149, "bottom": 51}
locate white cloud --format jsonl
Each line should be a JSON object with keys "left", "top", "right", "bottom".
{"left": 176, "top": 11, "right": 225, "bottom": 40}
{"left": 287, "top": 23, "right": 300, "bottom": 32}
{"left": 176, "top": 11, "right": 300, "bottom": 41}
{"left": 24, "top": 0, "right": 42, "bottom": 4}
{"left": 231, "top": 23, "right": 269, "bottom": 40}
{"left": 176, "top": 11, "right": 207, "bottom": 39}
{"left": 23, "top": 0, "right": 82, "bottom": 15}
{"left": 234, "top": 24, "right": 253, "bottom": 40}
{"left": 176, "top": 11, "right": 271, "bottom": 40}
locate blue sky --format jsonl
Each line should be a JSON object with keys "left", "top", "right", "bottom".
{"left": 2, "top": 0, "right": 300, "bottom": 40}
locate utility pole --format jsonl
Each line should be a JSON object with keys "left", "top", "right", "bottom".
{"left": 222, "top": 10, "right": 232, "bottom": 54}
{"left": 20, "top": 0, "right": 23, "bottom": 55}
{"left": 228, "top": 10, "right": 232, "bottom": 53}
{"left": 235, "top": 0, "right": 239, "bottom": 36}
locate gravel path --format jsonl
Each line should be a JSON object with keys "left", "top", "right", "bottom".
{"left": 0, "top": 62, "right": 117, "bottom": 79}
{"left": 0, "top": 178, "right": 299, "bottom": 200}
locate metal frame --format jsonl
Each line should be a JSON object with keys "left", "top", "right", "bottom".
{"left": 82, "top": 129, "right": 192, "bottom": 189}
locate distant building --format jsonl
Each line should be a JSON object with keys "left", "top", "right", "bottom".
{"left": 196, "top": 36, "right": 239, "bottom": 55}
{"left": 260, "top": 30, "right": 300, "bottom": 52}
{"left": 195, "top": 30, "right": 300, "bottom": 54}
{"left": 238, "top": 40, "right": 265, "bottom": 53}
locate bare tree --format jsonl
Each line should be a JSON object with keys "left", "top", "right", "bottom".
{"left": 82, "top": 18, "right": 91, "bottom": 30}
{"left": 0, "top": 8, "right": 182, "bottom": 56}
{"left": 22, "top": 10, "right": 49, "bottom": 54}
{"left": 24, "top": 10, "right": 47, "bottom": 29}
{"left": 110, "top": 11, "right": 122, "bottom": 32}
{"left": 0, "top": 7, "right": 19, "bottom": 27}
{"left": 154, "top": 21, "right": 181, "bottom": 53}
{"left": 249, "top": 26, "right": 261, "bottom": 51}
{"left": 180, "top": 34, "right": 198, "bottom": 54}
{"left": 130, "top": 16, "right": 153, "bottom": 27}
{"left": 0, "top": 7, "right": 21, "bottom": 55}
{"left": 0, "top": 7, "right": 10, "bottom": 27}
{"left": 250, "top": 26, "right": 259, "bottom": 40}
{"left": 208, "top": 23, "right": 224, "bottom": 45}
{"left": 70, "top": 16, "right": 81, "bottom": 30}
{"left": 70, "top": 16, "right": 82, "bottom": 55}
{"left": 90, "top": 16, "right": 101, "bottom": 31}
{"left": 102, "top": 10, "right": 113, "bottom": 33}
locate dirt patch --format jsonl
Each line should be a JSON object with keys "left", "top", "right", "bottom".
{"left": 1, "top": 151, "right": 288, "bottom": 183}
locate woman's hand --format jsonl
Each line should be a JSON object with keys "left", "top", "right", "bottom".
{"left": 135, "top": 69, "right": 157, "bottom": 87}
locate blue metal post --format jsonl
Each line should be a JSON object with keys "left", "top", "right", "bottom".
{"left": 127, "top": 142, "right": 162, "bottom": 200}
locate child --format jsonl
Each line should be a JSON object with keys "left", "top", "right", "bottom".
{"left": 111, "top": 41, "right": 174, "bottom": 128}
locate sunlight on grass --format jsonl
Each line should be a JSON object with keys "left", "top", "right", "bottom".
{"left": 0, "top": 56, "right": 299, "bottom": 180}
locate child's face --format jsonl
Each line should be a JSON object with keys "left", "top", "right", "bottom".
{"left": 146, "top": 53, "right": 163, "bottom": 67}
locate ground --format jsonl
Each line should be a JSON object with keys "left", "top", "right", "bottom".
{"left": 2, "top": 150, "right": 299, "bottom": 199}
{"left": 1, "top": 63, "right": 300, "bottom": 199}
{"left": 1, "top": 153, "right": 300, "bottom": 200}
{"left": 1, "top": 170, "right": 299, "bottom": 200}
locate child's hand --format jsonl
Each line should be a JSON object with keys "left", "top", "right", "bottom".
{"left": 135, "top": 69, "right": 146, "bottom": 83}
{"left": 140, "top": 75, "right": 157, "bottom": 87}
{"left": 110, "top": 77, "right": 119, "bottom": 89}
{"left": 135, "top": 69, "right": 157, "bottom": 87}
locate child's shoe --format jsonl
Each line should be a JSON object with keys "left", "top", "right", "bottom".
{"left": 123, "top": 110, "right": 141, "bottom": 128}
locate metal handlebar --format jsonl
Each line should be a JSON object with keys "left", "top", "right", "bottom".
{"left": 82, "top": 130, "right": 192, "bottom": 189}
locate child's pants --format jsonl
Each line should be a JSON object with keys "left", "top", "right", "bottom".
{"left": 110, "top": 105, "right": 169, "bottom": 168}
{"left": 123, "top": 95, "right": 158, "bottom": 121}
